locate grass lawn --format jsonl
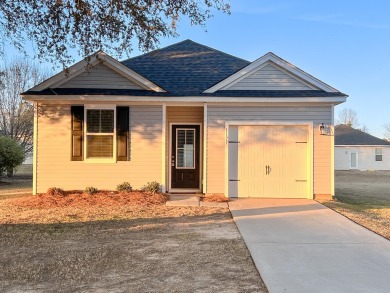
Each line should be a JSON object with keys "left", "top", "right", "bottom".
{"left": 320, "top": 171, "right": 390, "bottom": 240}
{"left": 0, "top": 165, "right": 32, "bottom": 199}
{"left": 0, "top": 192, "right": 267, "bottom": 292}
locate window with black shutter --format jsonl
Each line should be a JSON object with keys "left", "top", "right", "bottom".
{"left": 72, "top": 105, "right": 130, "bottom": 162}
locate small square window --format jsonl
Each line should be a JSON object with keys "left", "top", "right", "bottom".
{"left": 375, "top": 148, "right": 382, "bottom": 161}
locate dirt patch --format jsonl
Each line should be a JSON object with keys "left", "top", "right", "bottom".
{"left": 320, "top": 171, "right": 390, "bottom": 240}
{"left": 0, "top": 195, "right": 267, "bottom": 292}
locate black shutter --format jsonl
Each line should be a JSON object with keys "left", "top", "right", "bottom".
{"left": 116, "top": 106, "right": 129, "bottom": 161}
{"left": 71, "top": 106, "right": 84, "bottom": 161}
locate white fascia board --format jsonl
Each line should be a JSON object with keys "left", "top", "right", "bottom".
{"left": 22, "top": 94, "right": 347, "bottom": 104}
{"left": 30, "top": 51, "right": 166, "bottom": 92}
{"left": 204, "top": 52, "right": 341, "bottom": 93}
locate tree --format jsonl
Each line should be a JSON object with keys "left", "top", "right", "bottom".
{"left": 384, "top": 123, "right": 390, "bottom": 141}
{"left": 0, "top": 0, "right": 230, "bottom": 68}
{"left": 337, "top": 108, "right": 359, "bottom": 128}
{"left": 0, "top": 136, "right": 25, "bottom": 177}
{"left": 0, "top": 58, "right": 48, "bottom": 155}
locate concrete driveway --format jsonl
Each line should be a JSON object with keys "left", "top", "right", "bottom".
{"left": 229, "top": 199, "right": 390, "bottom": 293}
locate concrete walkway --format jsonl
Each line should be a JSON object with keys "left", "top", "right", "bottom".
{"left": 229, "top": 199, "right": 390, "bottom": 293}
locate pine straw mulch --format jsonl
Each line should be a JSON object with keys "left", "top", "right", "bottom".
{"left": 15, "top": 190, "right": 168, "bottom": 209}
{"left": 200, "top": 194, "right": 230, "bottom": 202}
{"left": 0, "top": 191, "right": 233, "bottom": 224}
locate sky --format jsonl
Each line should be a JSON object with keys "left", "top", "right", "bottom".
{"left": 5, "top": 0, "right": 390, "bottom": 138}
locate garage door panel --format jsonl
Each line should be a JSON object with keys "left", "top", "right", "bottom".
{"left": 230, "top": 125, "right": 309, "bottom": 198}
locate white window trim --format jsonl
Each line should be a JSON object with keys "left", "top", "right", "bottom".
{"left": 375, "top": 148, "right": 383, "bottom": 162}
{"left": 84, "top": 104, "right": 117, "bottom": 163}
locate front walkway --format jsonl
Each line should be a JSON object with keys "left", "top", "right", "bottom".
{"left": 229, "top": 198, "right": 390, "bottom": 293}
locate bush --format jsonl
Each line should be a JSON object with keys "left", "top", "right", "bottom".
{"left": 141, "top": 181, "right": 161, "bottom": 195}
{"left": 0, "top": 136, "right": 25, "bottom": 177}
{"left": 84, "top": 186, "right": 99, "bottom": 195}
{"left": 116, "top": 182, "right": 132, "bottom": 192}
{"left": 47, "top": 187, "right": 65, "bottom": 196}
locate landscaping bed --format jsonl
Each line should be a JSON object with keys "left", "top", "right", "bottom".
{"left": 0, "top": 190, "right": 267, "bottom": 292}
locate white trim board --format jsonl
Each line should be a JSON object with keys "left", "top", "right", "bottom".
{"left": 22, "top": 95, "right": 347, "bottom": 104}
{"left": 204, "top": 52, "right": 341, "bottom": 93}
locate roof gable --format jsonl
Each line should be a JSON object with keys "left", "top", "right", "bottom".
{"left": 122, "top": 40, "right": 250, "bottom": 95}
{"left": 30, "top": 51, "right": 165, "bottom": 92}
{"left": 220, "top": 62, "right": 316, "bottom": 91}
{"left": 204, "top": 52, "right": 340, "bottom": 93}
{"left": 335, "top": 125, "right": 390, "bottom": 146}
{"left": 56, "top": 63, "right": 144, "bottom": 90}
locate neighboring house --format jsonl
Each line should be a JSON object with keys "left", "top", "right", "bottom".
{"left": 22, "top": 40, "right": 347, "bottom": 199}
{"left": 335, "top": 124, "right": 390, "bottom": 170}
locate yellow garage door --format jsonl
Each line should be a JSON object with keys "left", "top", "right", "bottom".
{"left": 228, "top": 125, "right": 309, "bottom": 198}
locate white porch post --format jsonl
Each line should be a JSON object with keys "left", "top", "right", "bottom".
{"left": 161, "top": 103, "right": 167, "bottom": 192}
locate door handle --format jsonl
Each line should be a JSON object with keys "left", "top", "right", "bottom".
{"left": 265, "top": 165, "right": 272, "bottom": 175}
{"left": 268, "top": 166, "right": 271, "bottom": 174}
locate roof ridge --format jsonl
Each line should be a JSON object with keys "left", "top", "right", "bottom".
{"left": 120, "top": 39, "right": 250, "bottom": 63}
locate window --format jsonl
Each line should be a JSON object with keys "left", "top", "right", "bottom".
{"left": 85, "top": 106, "right": 116, "bottom": 160}
{"left": 375, "top": 148, "right": 383, "bottom": 161}
{"left": 176, "top": 129, "right": 195, "bottom": 169}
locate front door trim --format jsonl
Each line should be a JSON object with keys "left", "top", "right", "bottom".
{"left": 168, "top": 122, "right": 202, "bottom": 192}
{"left": 225, "top": 121, "right": 314, "bottom": 199}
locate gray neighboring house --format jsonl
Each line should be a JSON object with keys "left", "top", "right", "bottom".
{"left": 335, "top": 124, "right": 390, "bottom": 170}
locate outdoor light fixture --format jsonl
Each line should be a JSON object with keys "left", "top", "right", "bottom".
{"left": 319, "top": 123, "right": 326, "bottom": 135}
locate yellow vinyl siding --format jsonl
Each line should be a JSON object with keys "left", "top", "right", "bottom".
{"left": 36, "top": 104, "right": 162, "bottom": 193}
{"left": 165, "top": 106, "right": 203, "bottom": 189}
{"left": 56, "top": 63, "right": 144, "bottom": 89}
{"left": 206, "top": 105, "right": 333, "bottom": 196}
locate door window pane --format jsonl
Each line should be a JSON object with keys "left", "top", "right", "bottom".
{"left": 176, "top": 129, "right": 195, "bottom": 168}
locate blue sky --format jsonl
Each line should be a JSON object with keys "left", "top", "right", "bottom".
{"left": 6, "top": 0, "right": 390, "bottom": 138}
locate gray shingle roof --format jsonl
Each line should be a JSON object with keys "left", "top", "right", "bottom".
{"left": 23, "top": 39, "right": 347, "bottom": 98}
{"left": 335, "top": 124, "right": 390, "bottom": 146}
{"left": 121, "top": 39, "right": 250, "bottom": 94}
{"left": 24, "top": 88, "right": 345, "bottom": 97}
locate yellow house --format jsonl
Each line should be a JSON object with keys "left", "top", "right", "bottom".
{"left": 22, "top": 40, "right": 347, "bottom": 199}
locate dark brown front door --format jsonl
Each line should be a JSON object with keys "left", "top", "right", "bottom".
{"left": 171, "top": 125, "right": 200, "bottom": 189}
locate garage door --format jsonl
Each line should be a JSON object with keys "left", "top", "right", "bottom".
{"left": 228, "top": 125, "right": 309, "bottom": 198}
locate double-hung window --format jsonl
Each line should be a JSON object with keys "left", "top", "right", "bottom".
{"left": 375, "top": 148, "right": 383, "bottom": 161}
{"left": 85, "top": 105, "right": 116, "bottom": 161}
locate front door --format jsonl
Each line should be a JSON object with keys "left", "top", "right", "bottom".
{"left": 171, "top": 125, "right": 200, "bottom": 189}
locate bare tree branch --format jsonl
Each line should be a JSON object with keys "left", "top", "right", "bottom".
{"left": 0, "top": 58, "right": 48, "bottom": 154}
{"left": 336, "top": 108, "right": 359, "bottom": 128}
{"left": 0, "top": 0, "right": 230, "bottom": 68}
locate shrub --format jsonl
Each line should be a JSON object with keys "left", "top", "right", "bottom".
{"left": 0, "top": 136, "right": 25, "bottom": 177}
{"left": 47, "top": 187, "right": 65, "bottom": 196}
{"left": 141, "top": 181, "right": 161, "bottom": 195}
{"left": 84, "top": 186, "right": 99, "bottom": 195}
{"left": 116, "top": 182, "right": 133, "bottom": 192}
